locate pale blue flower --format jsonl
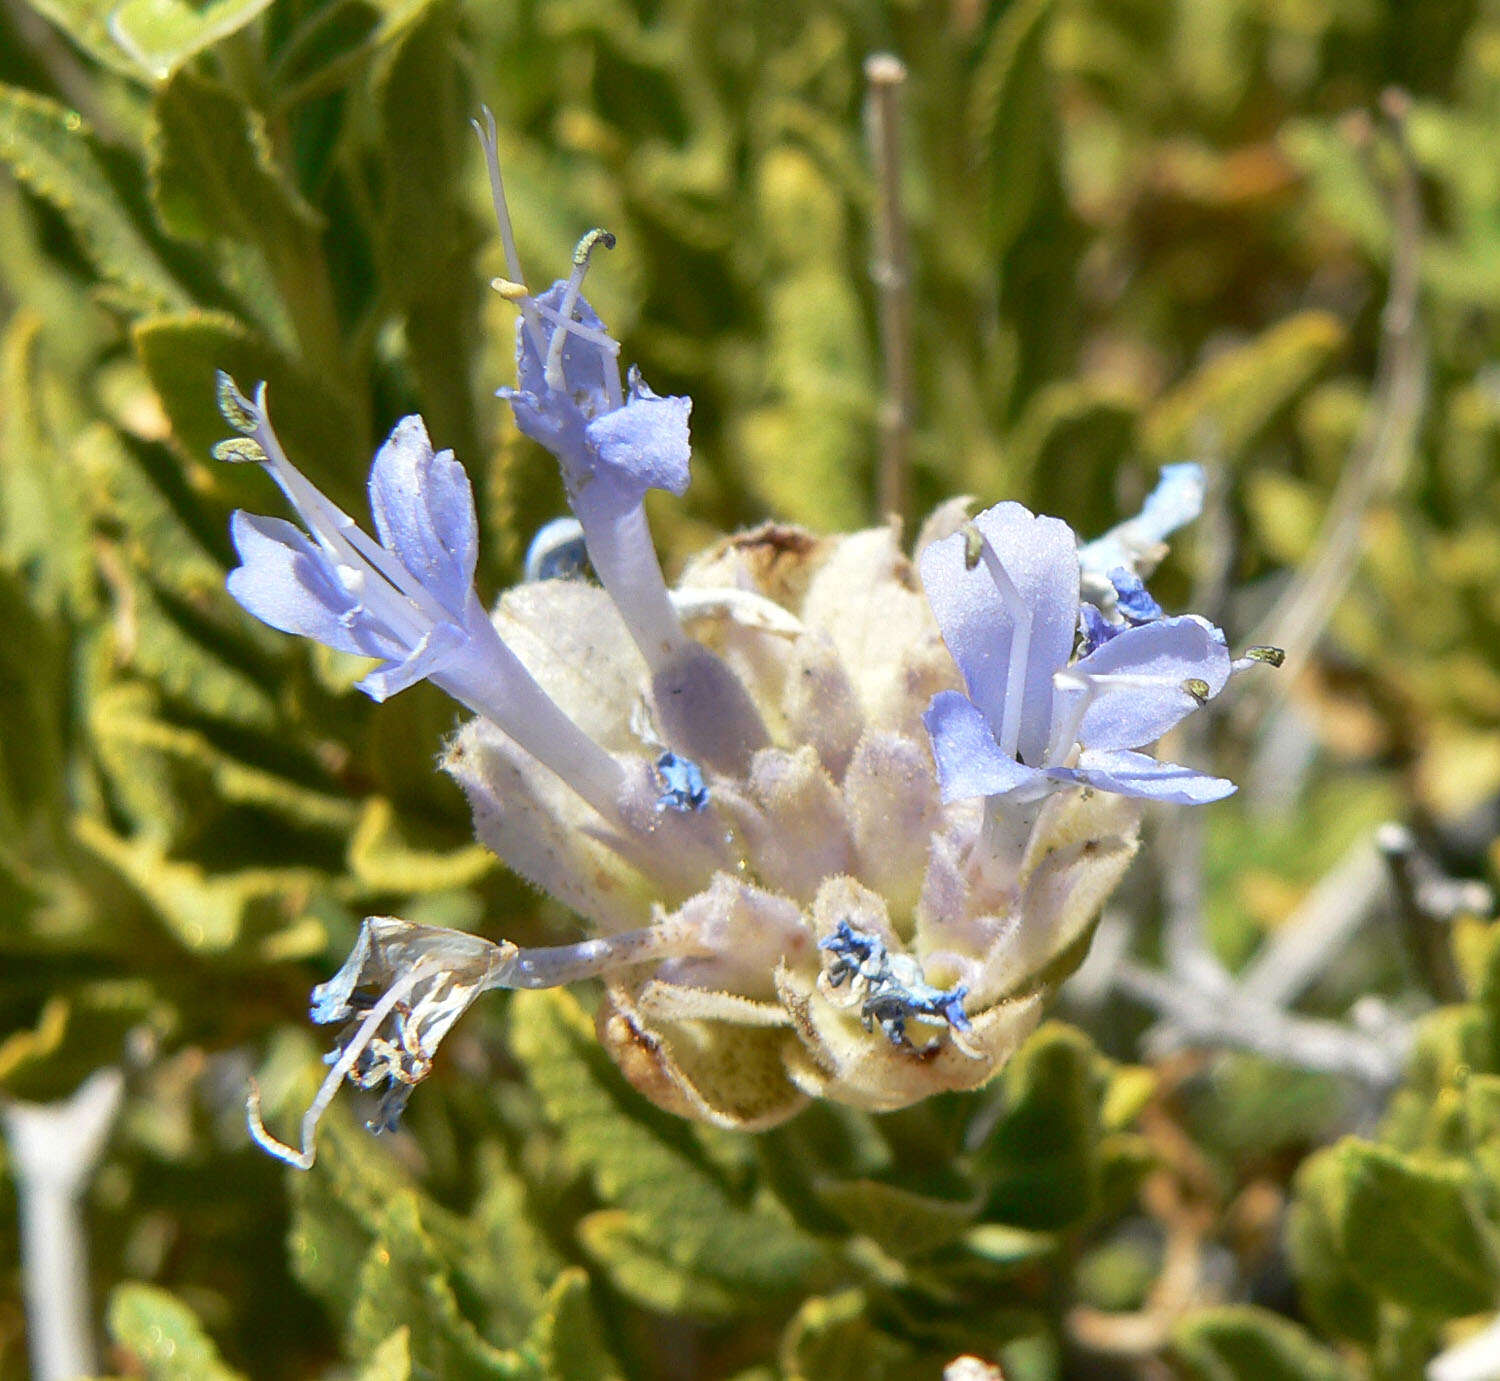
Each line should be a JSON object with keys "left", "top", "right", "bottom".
{"left": 226, "top": 406, "right": 491, "bottom": 702}
{"left": 523, "top": 516, "right": 589, "bottom": 582}
{"left": 504, "top": 280, "right": 692, "bottom": 524}
{"left": 475, "top": 117, "right": 693, "bottom": 674}
{"left": 218, "top": 374, "right": 627, "bottom": 821}
{"left": 920, "top": 501, "right": 1234, "bottom": 806}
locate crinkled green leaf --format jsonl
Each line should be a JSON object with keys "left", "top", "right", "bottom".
{"left": 1312, "top": 1139, "right": 1500, "bottom": 1318}
{"left": 972, "top": 1022, "right": 1109, "bottom": 1230}
{"left": 0, "top": 84, "right": 187, "bottom": 310}
{"left": 268, "top": 0, "right": 384, "bottom": 107}
{"left": 0, "top": 311, "right": 94, "bottom": 614}
{"left": 347, "top": 796, "right": 493, "bottom": 894}
{"left": 510, "top": 988, "right": 826, "bottom": 1314}
{"left": 370, "top": 0, "right": 481, "bottom": 458}
{"left": 72, "top": 812, "right": 318, "bottom": 950}
{"left": 575, "top": 1208, "right": 741, "bottom": 1318}
{"left": 107, "top": 1282, "right": 245, "bottom": 1381}
{"left": 145, "top": 69, "right": 332, "bottom": 352}
{"left": 969, "top": 0, "right": 1057, "bottom": 260}
{"left": 357, "top": 1327, "right": 412, "bottom": 1381}
{"left": 778, "top": 1290, "right": 911, "bottom": 1381}
{"left": 813, "top": 1178, "right": 980, "bottom": 1259}
{"left": 1142, "top": 312, "right": 1346, "bottom": 461}
{"left": 734, "top": 146, "right": 872, "bottom": 530}
{"left": 147, "top": 68, "right": 321, "bottom": 245}
{"left": 349, "top": 1191, "right": 533, "bottom": 1380}
{"left": 524, "top": 1266, "right": 624, "bottom": 1381}
{"left": 109, "top": 0, "right": 275, "bottom": 80}
{"left": 91, "top": 682, "right": 357, "bottom": 838}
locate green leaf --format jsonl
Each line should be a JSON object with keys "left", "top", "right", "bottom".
{"left": 1320, "top": 1139, "right": 1500, "bottom": 1318}
{"left": 461, "top": 1143, "right": 563, "bottom": 1346}
{"left": 972, "top": 1023, "right": 1108, "bottom": 1230}
{"left": 1243, "top": 472, "right": 1326, "bottom": 566}
{"left": 357, "top": 1328, "right": 412, "bottom": 1381}
{"left": 148, "top": 68, "right": 320, "bottom": 246}
{"left": 1142, "top": 312, "right": 1346, "bottom": 462}
{"left": 72, "top": 813, "right": 318, "bottom": 951}
{"left": 734, "top": 146, "right": 873, "bottom": 530}
{"left": 349, "top": 1192, "right": 533, "bottom": 1380}
{"left": 778, "top": 1291, "right": 911, "bottom": 1381}
{"left": 91, "top": 683, "right": 358, "bottom": 838}
{"left": 107, "top": 1282, "right": 245, "bottom": 1381}
{"left": 1171, "top": 1306, "right": 1348, "bottom": 1381}
{"left": 347, "top": 797, "right": 493, "bottom": 894}
{"left": 969, "top": 0, "right": 1057, "bottom": 260}
{"left": 509, "top": 988, "right": 826, "bottom": 1316}
{"left": 146, "top": 71, "right": 342, "bottom": 371}
{"left": 962, "top": 1223, "right": 1057, "bottom": 1271}
{"left": 109, "top": 0, "right": 276, "bottom": 80}
{"left": 1285, "top": 1149, "right": 1381, "bottom": 1347}
{"left": 370, "top": 0, "right": 482, "bottom": 458}
{"left": 286, "top": 1080, "right": 421, "bottom": 1324}
{"left": 524, "top": 1267, "right": 624, "bottom": 1381}
{"left": 267, "top": 0, "right": 384, "bottom": 108}
{"left": 574, "top": 1208, "right": 741, "bottom": 1318}
{"left": 814, "top": 1178, "right": 980, "bottom": 1258}
{"left": 0, "top": 311, "right": 94, "bottom": 615}
{"left": 0, "top": 85, "right": 187, "bottom": 312}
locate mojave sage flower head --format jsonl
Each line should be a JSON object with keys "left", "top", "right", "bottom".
{"left": 229, "top": 113, "right": 1277, "bottom": 1167}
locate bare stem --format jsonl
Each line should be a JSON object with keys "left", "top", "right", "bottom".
{"left": 1244, "top": 94, "right": 1426, "bottom": 713}
{"left": 865, "top": 53, "right": 914, "bottom": 526}
{"left": 1116, "top": 960, "right": 1406, "bottom": 1087}
{"left": 1, "top": 1069, "right": 124, "bottom": 1381}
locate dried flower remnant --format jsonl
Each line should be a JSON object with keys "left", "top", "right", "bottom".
{"left": 231, "top": 115, "right": 1277, "bottom": 1164}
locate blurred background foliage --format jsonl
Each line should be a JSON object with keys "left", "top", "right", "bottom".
{"left": 2, "top": 0, "right": 1500, "bottom": 1377}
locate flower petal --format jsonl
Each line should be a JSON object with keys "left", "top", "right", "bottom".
{"left": 368, "top": 415, "right": 478, "bottom": 615}
{"left": 1066, "top": 615, "right": 1231, "bottom": 751}
{"left": 356, "top": 619, "right": 471, "bottom": 701}
{"left": 226, "top": 511, "right": 385, "bottom": 657}
{"left": 923, "top": 690, "right": 1041, "bottom": 803}
{"left": 1070, "top": 748, "right": 1235, "bottom": 803}
{"left": 919, "top": 502, "right": 1079, "bottom": 766}
{"left": 584, "top": 373, "right": 692, "bottom": 507}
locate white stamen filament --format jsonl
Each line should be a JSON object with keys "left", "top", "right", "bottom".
{"left": 1044, "top": 671, "right": 1099, "bottom": 768}
{"left": 973, "top": 536, "right": 1034, "bottom": 762}
{"left": 545, "top": 230, "right": 624, "bottom": 411}
{"left": 247, "top": 961, "right": 433, "bottom": 1170}
{"left": 1044, "top": 666, "right": 1206, "bottom": 767}
{"left": 472, "top": 108, "right": 545, "bottom": 358}
{"left": 527, "top": 298, "right": 621, "bottom": 358}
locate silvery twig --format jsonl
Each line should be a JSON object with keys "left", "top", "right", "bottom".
{"left": 1, "top": 1068, "right": 124, "bottom": 1381}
